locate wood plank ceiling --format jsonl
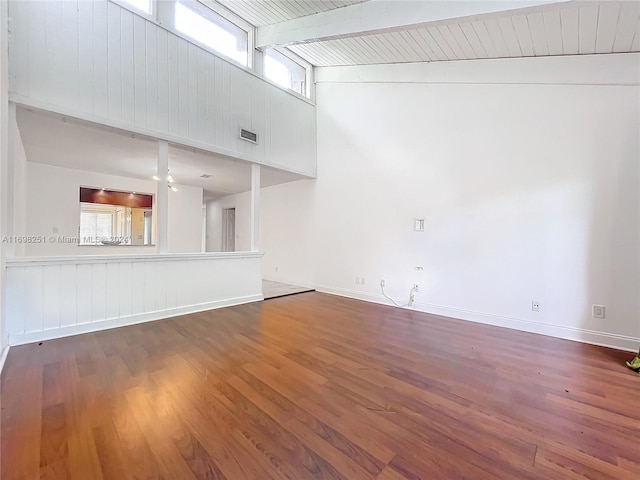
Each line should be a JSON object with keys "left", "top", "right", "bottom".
{"left": 220, "top": 0, "right": 640, "bottom": 66}
{"left": 216, "top": 0, "right": 368, "bottom": 26}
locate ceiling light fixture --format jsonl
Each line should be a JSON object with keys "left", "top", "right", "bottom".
{"left": 153, "top": 171, "right": 177, "bottom": 191}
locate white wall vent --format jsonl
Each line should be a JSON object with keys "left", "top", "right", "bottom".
{"left": 239, "top": 128, "right": 258, "bottom": 144}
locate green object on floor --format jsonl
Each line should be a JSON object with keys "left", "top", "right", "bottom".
{"left": 626, "top": 348, "right": 640, "bottom": 372}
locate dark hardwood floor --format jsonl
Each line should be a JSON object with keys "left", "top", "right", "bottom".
{"left": 2, "top": 292, "right": 639, "bottom": 479}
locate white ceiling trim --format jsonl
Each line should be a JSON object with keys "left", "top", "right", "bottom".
{"left": 314, "top": 52, "right": 640, "bottom": 86}
{"left": 256, "top": 0, "right": 569, "bottom": 47}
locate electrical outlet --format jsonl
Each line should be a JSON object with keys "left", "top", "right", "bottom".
{"left": 532, "top": 301, "right": 540, "bottom": 312}
{"left": 593, "top": 305, "right": 605, "bottom": 319}
{"left": 361, "top": 277, "right": 366, "bottom": 285}
{"left": 380, "top": 279, "right": 385, "bottom": 287}
{"left": 413, "top": 283, "right": 419, "bottom": 292}
{"left": 355, "top": 276, "right": 360, "bottom": 285}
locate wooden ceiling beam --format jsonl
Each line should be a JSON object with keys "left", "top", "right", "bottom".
{"left": 256, "top": 0, "right": 570, "bottom": 48}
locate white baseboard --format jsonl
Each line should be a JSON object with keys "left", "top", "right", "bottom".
{"left": 8, "top": 294, "right": 263, "bottom": 346}
{"left": 315, "top": 285, "right": 640, "bottom": 353}
{"left": 0, "top": 344, "right": 10, "bottom": 376}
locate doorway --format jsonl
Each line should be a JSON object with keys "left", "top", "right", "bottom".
{"left": 222, "top": 208, "right": 236, "bottom": 252}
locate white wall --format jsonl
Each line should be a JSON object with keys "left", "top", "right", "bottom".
{"left": 22, "top": 162, "right": 203, "bottom": 255}
{"left": 7, "top": 0, "right": 317, "bottom": 177}
{"left": 206, "top": 192, "right": 251, "bottom": 252}
{"left": 0, "top": 0, "right": 9, "bottom": 363}
{"left": 260, "top": 54, "right": 640, "bottom": 351}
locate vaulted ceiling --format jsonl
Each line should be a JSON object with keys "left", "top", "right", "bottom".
{"left": 220, "top": 0, "right": 640, "bottom": 66}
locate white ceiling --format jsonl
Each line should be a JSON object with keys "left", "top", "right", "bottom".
{"left": 16, "top": 107, "right": 305, "bottom": 200}
{"left": 221, "top": 0, "right": 639, "bottom": 66}
{"left": 286, "top": 1, "right": 640, "bottom": 66}
{"left": 217, "top": 0, "right": 368, "bottom": 26}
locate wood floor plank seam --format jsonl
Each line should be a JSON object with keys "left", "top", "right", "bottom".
{"left": 2, "top": 292, "right": 639, "bottom": 479}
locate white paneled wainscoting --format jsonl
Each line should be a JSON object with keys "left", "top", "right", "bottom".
{"left": 5, "top": 252, "right": 263, "bottom": 346}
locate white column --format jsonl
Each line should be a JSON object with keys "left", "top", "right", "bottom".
{"left": 2, "top": 102, "right": 15, "bottom": 257}
{"left": 201, "top": 203, "right": 207, "bottom": 253}
{"left": 253, "top": 48, "right": 265, "bottom": 77}
{"left": 157, "top": 140, "right": 169, "bottom": 254}
{"left": 12, "top": 104, "right": 27, "bottom": 258}
{"left": 250, "top": 163, "right": 261, "bottom": 252}
{"left": 156, "top": 0, "right": 175, "bottom": 28}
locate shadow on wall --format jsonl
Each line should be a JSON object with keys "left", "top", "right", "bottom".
{"left": 585, "top": 123, "right": 640, "bottom": 340}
